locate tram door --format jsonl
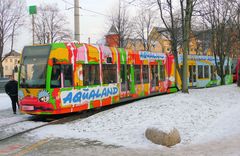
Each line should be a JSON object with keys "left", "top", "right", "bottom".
{"left": 189, "top": 65, "right": 197, "bottom": 87}
{"left": 120, "top": 65, "right": 131, "bottom": 98}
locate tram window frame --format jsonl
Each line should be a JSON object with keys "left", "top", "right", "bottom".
{"left": 134, "top": 65, "right": 141, "bottom": 85}
{"left": 102, "top": 64, "right": 117, "bottom": 84}
{"left": 62, "top": 64, "right": 73, "bottom": 87}
{"left": 142, "top": 65, "right": 149, "bottom": 83}
{"left": 204, "top": 65, "right": 209, "bottom": 79}
{"left": 159, "top": 65, "right": 165, "bottom": 81}
{"left": 83, "top": 64, "right": 100, "bottom": 86}
{"left": 51, "top": 64, "right": 61, "bottom": 88}
{"left": 198, "top": 65, "right": 203, "bottom": 79}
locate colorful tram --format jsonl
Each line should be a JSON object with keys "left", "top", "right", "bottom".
{"left": 18, "top": 42, "right": 232, "bottom": 115}
{"left": 232, "top": 57, "right": 240, "bottom": 84}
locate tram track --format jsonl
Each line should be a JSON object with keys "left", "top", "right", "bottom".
{"left": 0, "top": 109, "right": 100, "bottom": 142}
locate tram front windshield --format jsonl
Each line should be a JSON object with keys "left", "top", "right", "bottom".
{"left": 19, "top": 45, "right": 51, "bottom": 88}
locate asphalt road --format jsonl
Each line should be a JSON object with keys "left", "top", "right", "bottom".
{"left": 1, "top": 130, "right": 240, "bottom": 156}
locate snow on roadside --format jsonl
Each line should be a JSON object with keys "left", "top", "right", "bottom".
{"left": 0, "top": 93, "right": 11, "bottom": 110}
{"left": 27, "top": 85, "right": 240, "bottom": 148}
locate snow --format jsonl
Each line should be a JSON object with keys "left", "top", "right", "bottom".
{"left": 0, "top": 93, "right": 12, "bottom": 110}
{"left": 1, "top": 85, "right": 240, "bottom": 149}
{"left": 25, "top": 84, "right": 240, "bottom": 148}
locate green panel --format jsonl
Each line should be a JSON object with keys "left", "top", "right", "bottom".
{"left": 118, "top": 48, "right": 127, "bottom": 64}
{"left": 29, "top": 5, "right": 37, "bottom": 15}
{"left": 169, "top": 88, "right": 178, "bottom": 93}
{"left": 46, "top": 65, "right": 52, "bottom": 90}
{"left": 112, "top": 96, "right": 115, "bottom": 104}
{"left": 40, "top": 112, "right": 52, "bottom": 115}
{"left": 225, "top": 75, "right": 233, "bottom": 84}
{"left": 90, "top": 101, "right": 94, "bottom": 109}
{"left": 50, "top": 43, "right": 66, "bottom": 50}
{"left": 130, "top": 65, "right": 135, "bottom": 94}
{"left": 206, "top": 80, "right": 218, "bottom": 87}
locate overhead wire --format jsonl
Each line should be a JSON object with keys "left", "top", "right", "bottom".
{"left": 61, "top": 0, "right": 110, "bottom": 17}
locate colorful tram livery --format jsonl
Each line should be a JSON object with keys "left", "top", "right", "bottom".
{"left": 18, "top": 43, "right": 232, "bottom": 115}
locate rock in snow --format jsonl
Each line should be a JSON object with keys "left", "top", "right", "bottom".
{"left": 145, "top": 127, "right": 181, "bottom": 147}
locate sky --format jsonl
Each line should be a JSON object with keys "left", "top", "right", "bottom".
{"left": 7, "top": 0, "right": 138, "bottom": 53}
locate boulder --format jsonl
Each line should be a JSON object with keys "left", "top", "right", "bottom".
{"left": 145, "top": 127, "right": 181, "bottom": 147}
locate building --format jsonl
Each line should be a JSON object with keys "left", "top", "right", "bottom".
{"left": 2, "top": 50, "right": 21, "bottom": 79}
{"left": 105, "top": 25, "right": 120, "bottom": 47}
{"left": 148, "top": 27, "right": 219, "bottom": 55}
{"left": 148, "top": 27, "right": 172, "bottom": 53}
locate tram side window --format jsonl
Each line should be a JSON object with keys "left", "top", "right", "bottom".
{"left": 204, "top": 66, "right": 209, "bottom": 78}
{"left": 83, "top": 64, "right": 100, "bottom": 86}
{"left": 142, "top": 65, "right": 149, "bottom": 83}
{"left": 134, "top": 65, "right": 141, "bottom": 84}
{"left": 51, "top": 65, "right": 61, "bottom": 88}
{"left": 159, "top": 65, "right": 165, "bottom": 81}
{"left": 102, "top": 64, "right": 117, "bottom": 84}
{"left": 63, "top": 65, "right": 73, "bottom": 87}
{"left": 198, "top": 65, "right": 203, "bottom": 79}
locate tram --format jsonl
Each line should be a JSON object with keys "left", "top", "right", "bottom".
{"left": 233, "top": 58, "right": 240, "bottom": 84}
{"left": 18, "top": 42, "right": 232, "bottom": 115}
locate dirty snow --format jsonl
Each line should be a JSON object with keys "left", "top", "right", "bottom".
{"left": 24, "top": 84, "right": 240, "bottom": 148}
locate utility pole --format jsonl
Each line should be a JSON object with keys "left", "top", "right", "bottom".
{"left": 118, "top": 0, "right": 121, "bottom": 47}
{"left": 29, "top": 5, "right": 37, "bottom": 45}
{"left": 74, "top": 0, "right": 80, "bottom": 41}
{"left": 32, "top": 14, "right": 35, "bottom": 45}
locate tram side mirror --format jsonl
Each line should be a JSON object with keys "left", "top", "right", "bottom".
{"left": 107, "top": 57, "right": 112, "bottom": 63}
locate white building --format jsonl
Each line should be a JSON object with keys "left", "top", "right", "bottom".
{"left": 2, "top": 50, "right": 21, "bottom": 79}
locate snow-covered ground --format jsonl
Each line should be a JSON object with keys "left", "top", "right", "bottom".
{"left": 1, "top": 85, "right": 240, "bottom": 149}
{"left": 0, "top": 93, "right": 12, "bottom": 110}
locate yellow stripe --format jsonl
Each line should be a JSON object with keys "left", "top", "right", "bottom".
{"left": 14, "top": 138, "right": 50, "bottom": 156}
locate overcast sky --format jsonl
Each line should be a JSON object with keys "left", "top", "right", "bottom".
{"left": 8, "top": 0, "right": 123, "bottom": 53}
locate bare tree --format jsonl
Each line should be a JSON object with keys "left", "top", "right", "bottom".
{"left": 157, "top": 0, "right": 183, "bottom": 84}
{"left": 108, "top": 1, "right": 133, "bottom": 48}
{"left": 133, "top": 8, "right": 156, "bottom": 51}
{"left": 200, "top": 0, "right": 237, "bottom": 85}
{"left": 156, "top": 0, "right": 196, "bottom": 92}
{"left": 34, "top": 4, "right": 72, "bottom": 44}
{"left": 181, "top": 0, "right": 195, "bottom": 93}
{"left": 0, "top": 0, "right": 25, "bottom": 77}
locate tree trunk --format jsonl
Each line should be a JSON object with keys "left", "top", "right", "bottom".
{"left": 0, "top": 42, "right": 4, "bottom": 77}
{"left": 182, "top": 0, "right": 193, "bottom": 93}
{"left": 0, "top": 63, "right": 3, "bottom": 77}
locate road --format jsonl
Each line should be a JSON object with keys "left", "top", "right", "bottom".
{"left": 0, "top": 131, "right": 239, "bottom": 156}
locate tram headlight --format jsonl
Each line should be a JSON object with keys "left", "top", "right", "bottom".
{"left": 18, "top": 90, "right": 24, "bottom": 100}
{"left": 38, "top": 90, "right": 50, "bottom": 102}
